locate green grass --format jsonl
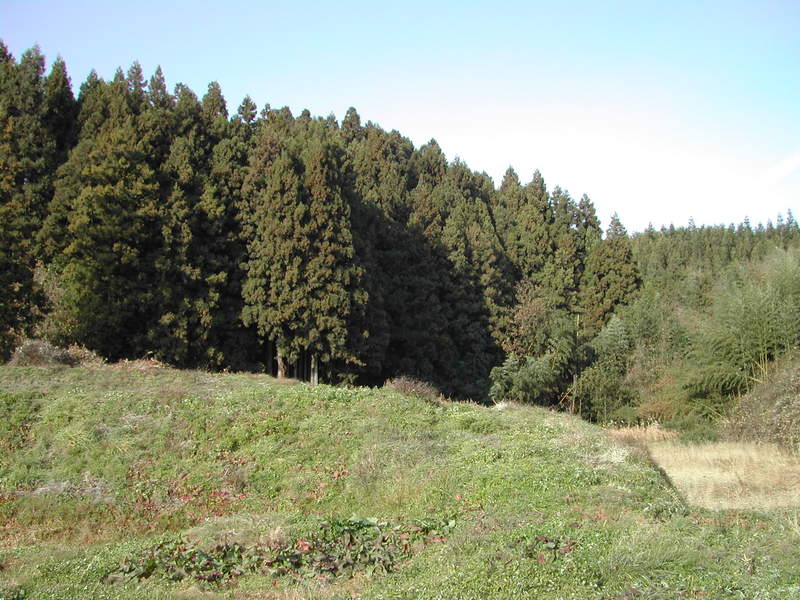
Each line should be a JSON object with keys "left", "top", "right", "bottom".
{"left": 1, "top": 365, "right": 799, "bottom": 599}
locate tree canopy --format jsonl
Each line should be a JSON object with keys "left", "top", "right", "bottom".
{"left": 3, "top": 42, "right": 798, "bottom": 411}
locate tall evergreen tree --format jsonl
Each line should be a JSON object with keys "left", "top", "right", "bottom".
{"left": 341, "top": 106, "right": 363, "bottom": 144}
{"left": 43, "top": 67, "right": 161, "bottom": 358}
{"left": 507, "top": 170, "right": 550, "bottom": 280}
{"left": 0, "top": 44, "right": 76, "bottom": 354}
{"left": 493, "top": 166, "right": 524, "bottom": 268}
{"left": 346, "top": 123, "right": 414, "bottom": 222}
{"left": 242, "top": 125, "right": 363, "bottom": 379}
{"left": 407, "top": 139, "right": 448, "bottom": 238}
{"left": 579, "top": 214, "right": 640, "bottom": 335}
{"left": 42, "top": 56, "right": 77, "bottom": 163}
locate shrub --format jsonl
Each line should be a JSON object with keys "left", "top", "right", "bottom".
{"left": 489, "top": 353, "right": 565, "bottom": 406}
{"left": 687, "top": 249, "right": 800, "bottom": 399}
{"left": 724, "top": 354, "right": 800, "bottom": 452}
{"left": 64, "top": 344, "right": 105, "bottom": 367}
{"left": 0, "top": 329, "right": 22, "bottom": 363}
{"left": 663, "top": 412, "right": 719, "bottom": 443}
{"left": 8, "top": 339, "right": 74, "bottom": 367}
{"left": 7, "top": 339, "right": 104, "bottom": 368}
{"left": 384, "top": 376, "right": 442, "bottom": 402}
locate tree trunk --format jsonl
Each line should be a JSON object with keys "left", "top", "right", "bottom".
{"left": 311, "top": 354, "right": 319, "bottom": 385}
{"left": 276, "top": 352, "right": 287, "bottom": 379}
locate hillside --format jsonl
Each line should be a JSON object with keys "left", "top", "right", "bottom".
{"left": 1, "top": 365, "right": 799, "bottom": 599}
{"left": 725, "top": 353, "right": 800, "bottom": 453}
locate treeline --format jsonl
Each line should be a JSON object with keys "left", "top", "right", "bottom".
{"left": 2, "top": 43, "right": 798, "bottom": 412}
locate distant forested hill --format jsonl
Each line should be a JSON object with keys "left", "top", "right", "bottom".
{"left": 2, "top": 42, "right": 798, "bottom": 415}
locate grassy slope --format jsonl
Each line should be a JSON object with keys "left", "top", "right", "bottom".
{"left": 0, "top": 366, "right": 799, "bottom": 599}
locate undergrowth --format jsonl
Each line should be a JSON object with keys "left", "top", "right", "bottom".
{"left": 725, "top": 353, "right": 800, "bottom": 452}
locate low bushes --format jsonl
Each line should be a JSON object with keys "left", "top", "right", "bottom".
{"left": 384, "top": 376, "right": 442, "bottom": 402}
{"left": 724, "top": 354, "right": 800, "bottom": 452}
{"left": 7, "top": 339, "right": 103, "bottom": 368}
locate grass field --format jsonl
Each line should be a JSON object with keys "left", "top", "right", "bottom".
{"left": 1, "top": 365, "right": 799, "bottom": 599}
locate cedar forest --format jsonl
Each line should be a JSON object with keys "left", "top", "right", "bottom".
{"left": 2, "top": 43, "right": 799, "bottom": 424}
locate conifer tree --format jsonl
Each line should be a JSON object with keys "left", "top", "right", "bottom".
{"left": 42, "top": 56, "right": 77, "bottom": 163}
{"left": 341, "top": 106, "right": 363, "bottom": 144}
{"left": 579, "top": 214, "right": 640, "bottom": 336}
{"left": 538, "top": 186, "right": 583, "bottom": 309}
{"left": 508, "top": 170, "right": 550, "bottom": 280}
{"left": 44, "top": 68, "right": 161, "bottom": 358}
{"left": 342, "top": 195, "right": 391, "bottom": 383}
{"left": 72, "top": 69, "right": 108, "bottom": 140}
{"left": 336, "top": 119, "right": 393, "bottom": 381}
{"left": 237, "top": 95, "right": 257, "bottom": 124}
{"left": 38, "top": 73, "right": 108, "bottom": 264}
{"left": 348, "top": 124, "right": 414, "bottom": 221}
{"left": 576, "top": 194, "right": 602, "bottom": 260}
{"left": 407, "top": 139, "right": 448, "bottom": 238}
{"left": 0, "top": 44, "right": 76, "bottom": 353}
{"left": 148, "top": 83, "right": 207, "bottom": 364}
{"left": 140, "top": 78, "right": 255, "bottom": 368}
{"left": 441, "top": 168, "right": 514, "bottom": 344}
{"left": 242, "top": 125, "right": 363, "bottom": 379}
{"left": 440, "top": 197, "right": 506, "bottom": 392}
{"left": 493, "top": 167, "right": 524, "bottom": 270}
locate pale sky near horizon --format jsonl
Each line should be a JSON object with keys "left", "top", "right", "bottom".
{"left": 3, "top": 0, "right": 798, "bottom": 233}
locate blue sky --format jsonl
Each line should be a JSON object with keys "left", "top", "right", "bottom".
{"left": 3, "top": 0, "right": 798, "bottom": 232}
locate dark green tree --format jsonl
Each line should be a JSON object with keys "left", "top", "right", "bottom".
{"left": 0, "top": 44, "right": 76, "bottom": 354}
{"left": 579, "top": 214, "right": 640, "bottom": 336}
{"left": 493, "top": 167, "right": 524, "bottom": 270}
{"left": 407, "top": 139, "right": 448, "bottom": 238}
{"left": 242, "top": 125, "right": 363, "bottom": 379}
{"left": 507, "top": 170, "right": 550, "bottom": 280}
{"left": 43, "top": 68, "right": 161, "bottom": 358}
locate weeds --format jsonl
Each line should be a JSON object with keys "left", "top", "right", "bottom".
{"left": 0, "top": 586, "right": 27, "bottom": 600}
{"left": 105, "top": 516, "right": 454, "bottom": 585}
{"left": 7, "top": 339, "right": 105, "bottom": 368}
{"left": 383, "top": 376, "right": 442, "bottom": 402}
{"left": 607, "top": 424, "right": 678, "bottom": 447}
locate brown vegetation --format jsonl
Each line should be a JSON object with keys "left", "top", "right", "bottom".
{"left": 724, "top": 353, "right": 800, "bottom": 453}
{"left": 648, "top": 441, "right": 800, "bottom": 510}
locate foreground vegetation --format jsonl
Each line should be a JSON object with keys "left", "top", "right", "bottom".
{"left": 1, "top": 365, "right": 799, "bottom": 599}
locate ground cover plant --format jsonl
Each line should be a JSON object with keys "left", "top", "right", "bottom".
{"left": 1, "top": 365, "right": 799, "bottom": 599}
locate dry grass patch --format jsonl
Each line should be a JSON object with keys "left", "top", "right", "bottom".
{"left": 648, "top": 441, "right": 800, "bottom": 510}
{"left": 105, "top": 357, "right": 169, "bottom": 371}
{"left": 607, "top": 424, "right": 679, "bottom": 446}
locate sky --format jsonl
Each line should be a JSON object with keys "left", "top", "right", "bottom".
{"left": 3, "top": 0, "right": 798, "bottom": 232}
